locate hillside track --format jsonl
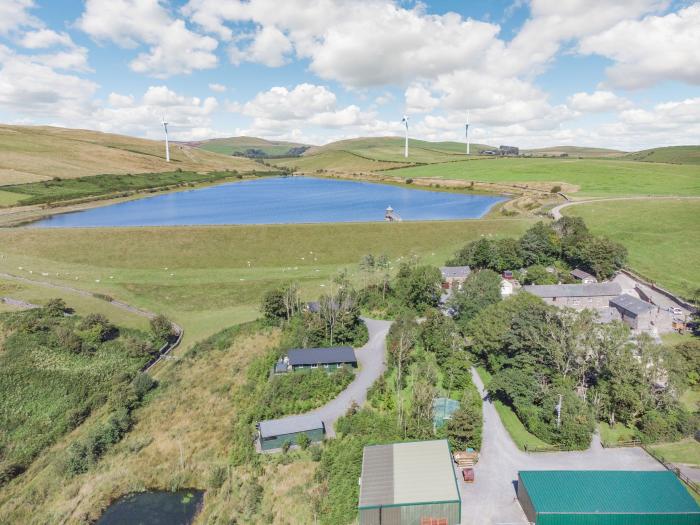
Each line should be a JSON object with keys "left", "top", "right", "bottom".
{"left": 551, "top": 195, "right": 700, "bottom": 219}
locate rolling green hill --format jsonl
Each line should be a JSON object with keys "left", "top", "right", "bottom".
{"left": 193, "top": 136, "right": 309, "bottom": 157}
{"left": 524, "top": 146, "right": 626, "bottom": 158}
{"left": 623, "top": 145, "right": 700, "bottom": 165}
{"left": 0, "top": 125, "right": 263, "bottom": 186}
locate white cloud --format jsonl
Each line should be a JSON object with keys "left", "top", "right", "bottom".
{"left": 567, "top": 91, "right": 631, "bottom": 113}
{"left": 578, "top": 4, "right": 700, "bottom": 89}
{"left": 405, "top": 84, "right": 439, "bottom": 113}
{"left": 0, "top": 45, "right": 98, "bottom": 121}
{"left": 0, "top": 0, "right": 40, "bottom": 35}
{"left": 208, "top": 83, "right": 226, "bottom": 92}
{"left": 78, "top": 0, "right": 218, "bottom": 77}
{"left": 19, "top": 28, "right": 73, "bottom": 48}
{"left": 241, "top": 83, "right": 336, "bottom": 120}
{"left": 229, "top": 25, "right": 292, "bottom": 67}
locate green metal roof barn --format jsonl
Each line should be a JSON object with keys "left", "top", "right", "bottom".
{"left": 517, "top": 470, "right": 700, "bottom": 525}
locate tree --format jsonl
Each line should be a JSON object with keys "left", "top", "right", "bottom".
{"left": 375, "top": 254, "right": 391, "bottom": 301}
{"left": 420, "top": 309, "right": 459, "bottom": 366}
{"left": 359, "top": 253, "right": 376, "bottom": 288}
{"left": 446, "top": 389, "right": 482, "bottom": 450}
{"left": 261, "top": 288, "right": 286, "bottom": 322}
{"left": 449, "top": 269, "right": 502, "bottom": 329}
{"left": 44, "top": 298, "right": 68, "bottom": 317}
{"left": 520, "top": 222, "right": 560, "bottom": 265}
{"left": 522, "top": 264, "right": 557, "bottom": 285}
{"left": 149, "top": 314, "right": 173, "bottom": 343}
{"left": 565, "top": 235, "right": 627, "bottom": 279}
{"left": 408, "top": 374, "right": 437, "bottom": 439}
{"left": 387, "top": 315, "right": 418, "bottom": 429}
{"left": 394, "top": 263, "right": 442, "bottom": 311}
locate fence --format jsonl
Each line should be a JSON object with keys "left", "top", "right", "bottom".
{"left": 642, "top": 444, "right": 700, "bottom": 497}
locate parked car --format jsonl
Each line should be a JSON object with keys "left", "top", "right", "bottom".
{"left": 671, "top": 307, "right": 683, "bottom": 316}
{"left": 462, "top": 468, "right": 475, "bottom": 483}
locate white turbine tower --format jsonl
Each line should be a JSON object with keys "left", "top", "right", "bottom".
{"left": 465, "top": 111, "right": 470, "bottom": 155}
{"left": 401, "top": 115, "right": 409, "bottom": 158}
{"left": 162, "top": 115, "right": 170, "bottom": 162}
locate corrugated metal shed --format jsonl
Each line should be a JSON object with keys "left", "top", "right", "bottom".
{"left": 258, "top": 414, "right": 324, "bottom": 438}
{"left": 287, "top": 346, "right": 356, "bottom": 366}
{"left": 523, "top": 283, "right": 621, "bottom": 298}
{"left": 441, "top": 266, "right": 471, "bottom": 279}
{"left": 518, "top": 470, "right": 700, "bottom": 525}
{"left": 359, "top": 440, "right": 460, "bottom": 508}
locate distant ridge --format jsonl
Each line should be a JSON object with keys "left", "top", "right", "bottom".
{"left": 191, "top": 136, "right": 309, "bottom": 157}
{"left": 623, "top": 145, "right": 700, "bottom": 165}
{"left": 523, "top": 146, "right": 627, "bottom": 158}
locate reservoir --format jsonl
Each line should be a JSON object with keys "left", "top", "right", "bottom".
{"left": 31, "top": 176, "right": 505, "bottom": 228}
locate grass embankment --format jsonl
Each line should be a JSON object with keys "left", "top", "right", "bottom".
{"left": 271, "top": 150, "right": 411, "bottom": 173}
{"left": 0, "top": 307, "right": 157, "bottom": 487}
{"left": 649, "top": 439, "right": 700, "bottom": 467}
{"left": 564, "top": 199, "right": 700, "bottom": 297}
{"left": 0, "top": 322, "right": 320, "bottom": 524}
{"left": 1, "top": 171, "right": 278, "bottom": 206}
{"left": 599, "top": 422, "right": 638, "bottom": 446}
{"left": 196, "top": 136, "right": 306, "bottom": 157}
{"left": 0, "top": 125, "right": 263, "bottom": 185}
{"left": 476, "top": 367, "right": 551, "bottom": 450}
{"left": 387, "top": 157, "right": 700, "bottom": 198}
{"left": 0, "top": 219, "right": 533, "bottom": 348}
{"left": 624, "top": 145, "right": 700, "bottom": 165}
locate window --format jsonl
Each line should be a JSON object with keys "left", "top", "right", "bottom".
{"left": 323, "top": 363, "right": 329, "bottom": 368}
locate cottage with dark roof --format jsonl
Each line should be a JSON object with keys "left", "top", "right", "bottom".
{"left": 440, "top": 266, "right": 471, "bottom": 290}
{"left": 570, "top": 268, "right": 598, "bottom": 284}
{"left": 523, "top": 282, "right": 621, "bottom": 309}
{"left": 274, "top": 346, "right": 357, "bottom": 374}
{"left": 257, "top": 414, "right": 325, "bottom": 452}
{"left": 610, "top": 293, "right": 656, "bottom": 330}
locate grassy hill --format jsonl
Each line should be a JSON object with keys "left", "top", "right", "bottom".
{"left": 524, "top": 146, "right": 626, "bottom": 158}
{"left": 303, "top": 136, "right": 493, "bottom": 164}
{"left": 0, "top": 125, "right": 263, "bottom": 186}
{"left": 193, "top": 136, "right": 308, "bottom": 157}
{"left": 623, "top": 145, "right": 700, "bottom": 165}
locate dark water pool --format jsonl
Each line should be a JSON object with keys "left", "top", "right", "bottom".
{"left": 95, "top": 490, "right": 203, "bottom": 525}
{"left": 31, "top": 176, "right": 504, "bottom": 227}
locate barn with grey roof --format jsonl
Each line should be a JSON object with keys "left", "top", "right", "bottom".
{"left": 609, "top": 293, "right": 656, "bottom": 330}
{"left": 359, "top": 440, "right": 461, "bottom": 525}
{"left": 523, "top": 282, "right": 621, "bottom": 309}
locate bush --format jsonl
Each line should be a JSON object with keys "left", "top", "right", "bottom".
{"left": 297, "top": 432, "right": 311, "bottom": 450}
{"left": 550, "top": 185, "right": 562, "bottom": 193}
{"left": 208, "top": 465, "right": 228, "bottom": 490}
{"left": 132, "top": 373, "right": 157, "bottom": 399}
{"left": 405, "top": 178, "right": 413, "bottom": 184}
{"left": 150, "top": 314, "right": 174, "bottom": 343}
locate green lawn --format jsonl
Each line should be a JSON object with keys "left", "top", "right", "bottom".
{"left": 0, "top": 190, "right": 23, "bottom": 207}
{"left": 599, "top": 422, "right": 638, "bottom": 446}
{"left": 564, "top": 199, "right": 700, "bottom": 297}
{"left": 475, "top": 367, "right": 552, "bottom": 450}
{"left": 680, "top": 388, "right": 700, "bottom": 412}
{"left": 649, "top": 439, "right": 700, "bottom": 467}
{"left": 387, "top": 157, "right": 700, "bottom": 198}
{"left": 0, "top": 219, "right": 532, "bottom": 348}
{"left": 271, "top": 150, "right": 410, "bottom": 172}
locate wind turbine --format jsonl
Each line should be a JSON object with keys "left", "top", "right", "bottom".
{"left": 162, "top": 115, "right": 170, "bottom": 162}
{"left": 401, "top": 115, "right": 409, "bottom": 158}
{"left": 465, "top": 111, "right": 470, "bottom": 155}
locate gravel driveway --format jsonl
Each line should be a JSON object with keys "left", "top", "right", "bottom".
{"left": 274, "top": 317, "right": 391, "bottom": 438}
{"left": 458, "top": 368, "right": 664, "bottom": 525}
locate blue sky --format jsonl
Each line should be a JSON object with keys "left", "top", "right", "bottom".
{"left": 0, "top": 0, "right": 698, "bottom": 149}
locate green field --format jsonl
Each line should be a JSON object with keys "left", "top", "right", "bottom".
{"left": 387, "top": 157, "right": 700, "bottom": 197}
{"left": 624, "top": 145, "right": 700, "bottom": 165}
{"left": 0, "top": 219, "right": 532, "bottom": 348}
{"left": 272, "top": 150, "right": 411, "bottom": 172}
{"left": 599, "top": 422, "right": 638, "bottom": 445}
{"left": 1, "top": 171, "right": 275, "bottom": 206}
{"left": 523, "top": 146, "right": 626, "bottom": 158}
{"left": 195, "top": 136, "right": 307, "bottom": 157}
{"left": 650, "top": 439, "right": 700, "bottom": 467}
{"left": 0, "top": 190, "right": 23, "bottom": 207}
{"left": 564, "top": 199, "right": 700, "bottom": 297}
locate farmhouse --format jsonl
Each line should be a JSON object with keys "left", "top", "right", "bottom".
{"left": 609, "top": 293, "right": 656, "bottom": 331}
{"left": 274, "top": 346, "right": 357, "bottom": 373}
{"left": 522, "top": 282, "right": 622, "bottom": 309}
{"left": 358, "top": 440, "right": 461, "bottom": 525}
{"left": 517, "top": 470, "right": 700, "bottom": 525}
{"left": 440, "top": 266, "right": 471, "bottom": 289}
{"left": 570, "top": 268, "right": 598, "bottom": 284}
{"left": 257, "top": 414, "right": 325, "bottom": 451}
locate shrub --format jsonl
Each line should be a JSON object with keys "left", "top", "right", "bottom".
{"left": 208, "top": 465, "right": 228, "bottom": 490}
{"left": 550, "top": 185, "right": 562, "bottom": 193}
{"left": 132, "top": 373, "right": 157, "bottom": 399}
{"left": 149, "top": 314, "right": 173, "bottom": 343}
{"left": 405, "top": 178, "right": 414, "bottom": 184}
{"left": 297, "top": 432, "right": 311, "bottom": 450}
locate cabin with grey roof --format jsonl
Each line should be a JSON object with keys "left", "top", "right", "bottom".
{"left": 522, "top": 282, "right": 622, "bottom": 309}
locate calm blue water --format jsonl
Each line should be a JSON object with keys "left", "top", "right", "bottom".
{"left": 96, "top": 490, "right": 203, "bottom": 525}
{"left": 31, "top": 176, "right": 504, "bottom": 227}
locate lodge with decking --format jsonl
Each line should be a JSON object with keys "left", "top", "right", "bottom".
{"left": 273, "top": 346, "right": 357, "bottom": 374}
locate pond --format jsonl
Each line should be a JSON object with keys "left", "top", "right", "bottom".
{"left": 96, "top": 490, "right": 203, "bottom": 525}
{"left": 31, "top": 176, "right": 505, "bottom": 228}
